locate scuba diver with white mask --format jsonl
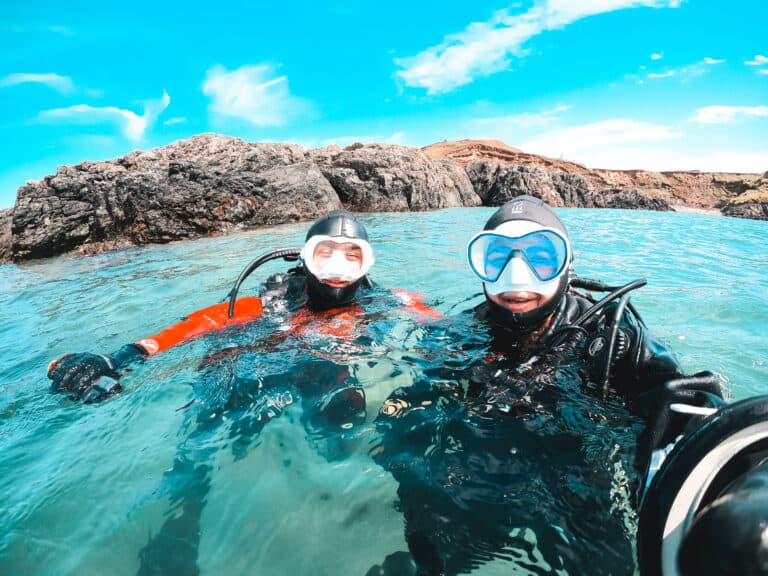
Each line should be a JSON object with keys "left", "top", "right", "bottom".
{"left": 47, "top": 209, "right": 440, "bottom": 575}
{"left": 47, "top": 209, "right": 435, "bottom": 401}
{"left": 373, "top": 196, "right": 768, "bottom": 576}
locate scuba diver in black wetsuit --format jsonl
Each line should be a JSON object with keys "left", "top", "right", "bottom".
{"left": 47, "top": 209, "right": 440, "bottom": 575}
{"left": 371, "top": 196, "right": 768, "bottom": 576}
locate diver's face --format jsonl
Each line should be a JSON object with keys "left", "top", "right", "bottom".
{"left": 312, "top": 240, "right": 363, "bottom": 288}
{"left": 487, "top": 289, "right": 556, "bottom": 315}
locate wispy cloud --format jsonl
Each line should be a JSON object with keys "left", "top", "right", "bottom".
{"left": 35, "top": 91, "right": 170, "bottom": 141}
{"left": 645, "top": 57, "right": 723, "bottom": 81}
{"left": 651, "top": 52, "right": 664, "bottom": 60}
{"left": 519, "top": 119, "right": 681, "bottom": 160}
{"left": 545, "top": 145, "right": 767, "bottom": 172}
{"left": 519, "top": 118, "right": 682, "bottom": 169}
{"left": 395, "top": 1, "right": 681, "bottom": 94}
{"left": 318, "top": 132, "right": 407, "bottom": 148}
{"left": 691, "top": 105, "right": 768, "bottom": 124}
{"left": 470, "top": 104, "right": 571, "bottom": 130}
{"left": 163, "top": 116, "right": 187, "bottom": 126}
{"left": 745, "top": 54, "right": 768, "bottom": 66}
{"left": 0, "top": 72, "right": 75, "bottom": 94}
{"left": 506, "top": 117, "right": 764, "bottom": 172}
{"left": 202, "top": 64, "right": 313, "bottom": 126}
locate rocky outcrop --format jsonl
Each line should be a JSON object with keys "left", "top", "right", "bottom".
{"left": 0, "top": 208, "right": 11, "bottom": 264}
{"left": 718, "top": 173, "right": 768, "bottom": 219}
{"left": 426, "top": 140, "right": 765, "bottom": 217}
{"left": 464, "top": 162, "right": 670, "bottom": 211}
{"left": 10, "top": 135, "right": 479, "bottom": 261}
{"left": 310, "top": 142, "right": 479, "bottom": 212}
{"left": 5, "top": 135, "right": 764, "bottom": 262}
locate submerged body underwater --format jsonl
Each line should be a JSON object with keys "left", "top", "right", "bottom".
{"left": 0, "top": 208, "right": 766, "bottom": 575}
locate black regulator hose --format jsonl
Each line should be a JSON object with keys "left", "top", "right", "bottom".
{"left": 227, "top": 248, "right": 301, "bottom": 318}
{"left": 571, "top": 278, "right": 647, "bottom": 328}
{"left": 571, "top": 276, "right": 647, "bottom": 326}
{"left": 601, "top": 291, "right": 631, "bottom": 398}
{"left": 547, "top": 278, "right": 647, "bottom": 350}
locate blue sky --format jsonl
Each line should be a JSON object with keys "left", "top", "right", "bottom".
{"left": 1, "top": 0, "right": 767, "bottom": 208}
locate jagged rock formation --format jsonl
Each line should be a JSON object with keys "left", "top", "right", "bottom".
{"left": 2, "top": 135, "right": 764, "bottom": 264}
{"left": 8, "top": 135, "right": 478, "bottom": 262}
{"left": 424, "top": 140, "right": 767, "bottom": 215}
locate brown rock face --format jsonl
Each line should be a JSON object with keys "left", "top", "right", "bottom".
{"left": 311, "top": 143, "right": 479, "bottom": 212}
{"left": 9, "top": 135, "right": 481, "bottom": 261}
{"left": 424, "top": 139, "right": 765, "bottom": 216}
{"left": 11, "top": 136, "right": 341, "bottom": 260}
{"left": 5, "top": 135, "right": 765, "bottom": 262}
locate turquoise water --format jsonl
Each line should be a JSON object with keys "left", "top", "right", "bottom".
{"left": 0, "top": 207, "right": 766, "bottom": 575}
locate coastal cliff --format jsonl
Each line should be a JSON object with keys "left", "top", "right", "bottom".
{"left": 2, "top": 134, "right": 765, "bottom": 263}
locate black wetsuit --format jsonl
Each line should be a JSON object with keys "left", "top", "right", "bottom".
{"left": 371, "top": 289, "right": 724, "bottom": 576}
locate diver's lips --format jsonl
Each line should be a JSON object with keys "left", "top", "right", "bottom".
{"left": 497, "top": 291, "right": 539, "bottom": 312}
{"left": 321, "top": 278, "right": 352, "bottom": 288}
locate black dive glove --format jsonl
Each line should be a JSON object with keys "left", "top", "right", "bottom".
{"left": 48, "top": 343, "right": 147, "bottom": 403}
{"left": 634, "top": 371, "right": 726, "bottom": 452}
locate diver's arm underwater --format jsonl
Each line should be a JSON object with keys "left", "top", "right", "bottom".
{"left": 46, "top": 209, "right": 439, "bottom": 403}
{"left": 47, "top": 294, "right": 267, "bottom": 402}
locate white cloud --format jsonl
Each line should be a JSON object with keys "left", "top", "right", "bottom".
{"left": 470, "top": 104, "right": 571, "bottom": 130}
{"left": 0, "top": 72, "right": 75, "bottom": 94}
{"left": 36, "top": 91, "right": 170, "bottom": 141}
{"left": 395, "top": 1, "right": 681, "bottom": 93}
{"left": 203, "top": 64, "right": 312, "bottom": 126}
{"left": 519, "top": 119, "right": 681, "bottom": 163}
{"left": 645, "top": 58, "right": 718, "bottom": 82}
{"left": 163, "top": 116, "right": 187, "bottom": 126}
{"left": 745, "top": 55, "right": 768, "bottom": 66}
{"left": 760, "top": 70, "right": 768, "bottom": 76}
{"left": 651, "top": 52, "right": 664, "bottom": 60}
{"left": 318, "top": 131, "right": 407, "bottom": 148}
{"left": 648, "top": 71, "right": 675, "bottom": 79}
{"left": 542, "top": 0, "right": 680, "bottom": 28}
{"left": 556, "top": 146, "right": 767, "bottom": 172}
{"left": 507, "top": 118, "right": 764, "bottom": 171}
{"left": 691, "top": 105, "right": 768, "bottom": 124}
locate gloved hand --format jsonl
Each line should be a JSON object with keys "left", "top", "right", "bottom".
{"left": 48, "top": 343, "right": 147, "bottom": 403}
{"left": 634, "top": 371, "right": 726, "bottom": 453}
{"left": 632, "top": 371, "right": 726, "bottom": 493}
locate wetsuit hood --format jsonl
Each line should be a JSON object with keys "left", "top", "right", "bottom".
{"left": 303, "top": 209, "right": 371, "bottom": 310}
{"left": 482, "top": 195, "right": 572, "bottom": 331}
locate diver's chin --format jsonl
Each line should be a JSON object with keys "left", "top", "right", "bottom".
{"left": 489, "top": 290, "right": 544, "bottom": 314}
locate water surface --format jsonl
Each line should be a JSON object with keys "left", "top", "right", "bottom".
{"left": 0, "top": 207, "right": 765, "bottom": 575}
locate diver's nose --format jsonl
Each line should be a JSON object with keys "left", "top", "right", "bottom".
{"left": 500, "top": 255, "right": 536, "bottom": 287}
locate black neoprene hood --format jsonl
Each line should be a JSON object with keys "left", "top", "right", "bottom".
{"left": 303, "top": 209, "right": 370, "bottom": 310}
{"left": 305, "top": 209, "right": 369, "bottom": 242}
{"left": 481, "top": 195, "right": 572, "bottom": 332}
{"left": 483, "top": 195, "right": 568, "bottom": 236}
